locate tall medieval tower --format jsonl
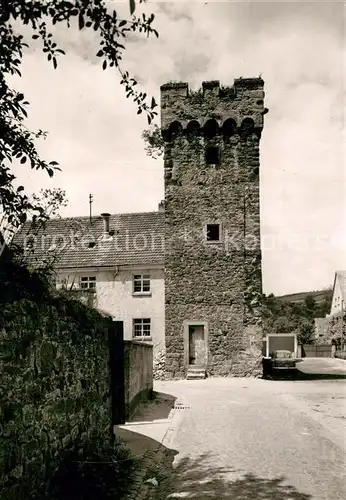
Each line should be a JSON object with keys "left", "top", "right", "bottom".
{"left": 161, "top": 79, "right": 266, "bottom": 379}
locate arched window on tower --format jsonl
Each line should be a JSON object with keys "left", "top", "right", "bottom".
{"left": 203, "top": 119, "right": 219, "bottom": 139}
{"left": 240, "top": 118, "right": 255, "bottom": 137}
{"left": 204, "top": 119, "right": 220, "bottom": 165}
{"left": 167, "top": 121, "right": 183, "bottom": 141}
{"left": 186, "top": 120, "right": 201, "bottom": 136}
{"left": 222, "top": 118, "right": 237, "bottom": 138}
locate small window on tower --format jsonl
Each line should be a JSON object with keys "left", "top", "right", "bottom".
{"left": 206, "top": 224, "right": 220, "bottom": 242}
{"left": 205, "top": 146, "right": 220, "bottom": 165}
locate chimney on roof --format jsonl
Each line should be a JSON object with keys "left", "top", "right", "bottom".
{"left": 100, "top": 213, "right": 111, "bottom": 233}
{"left": 158, "top": 200, "right": 165, "bottom": 212}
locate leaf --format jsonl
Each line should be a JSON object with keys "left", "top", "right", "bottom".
{"left": 96, "top": 50, "right": 103, "bottom": 57}
{"left": 78, "top": 13, "right": 84, "bottom": 30}
{"left": 137, "top": 108, "right": 142, "bottom": 114}
{"left": 17, "top": 93, "right": 24, "bottom": 101}
{"left": 119, "top": 20, "right": 127, "bottom": 27}
{"left": 20, "top": 157, "right": 27, "bottom": 164}
{"left": 130, "top": 0, "right": 136, "bottom": 16}
{"left": 17, "top": 186, "right": 25, "bottom": 192}
{"left": 47, "top": 169, "right": 54, "bottom": 178}
{"left": 32, "top": 34, "right": 39, "bottom": 40}
{"left": 151, "top": 97, "right": 157, "bottom": 109}
{"left": 1, "top": 10, "right": 10, "bottom": 23}
{"left": 102, "top": 60, "right": 107, "bottom": 70}
{"left": 53, "top": 57, "right": 57, "bottom": 69}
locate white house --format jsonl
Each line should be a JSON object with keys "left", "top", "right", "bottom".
{"left": 329, "top": 270, "right": 346, "bottom": 317}
{"left": 14, "top": 207, "right": 165, "bottom": 354}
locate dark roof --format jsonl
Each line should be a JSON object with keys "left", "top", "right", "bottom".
{"left": 12, "top": 212, "right": 164, "bottom": 268}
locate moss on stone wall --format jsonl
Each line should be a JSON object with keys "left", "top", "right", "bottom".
{"left": 0, "top": 259, "right": 112, "bottom": 499}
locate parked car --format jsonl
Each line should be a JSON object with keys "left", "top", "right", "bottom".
{"left": 271, "top": 350, "right": 297, "bottom": 369}
{"left": 262, "top": 350, "right": 298, "bottom": 377}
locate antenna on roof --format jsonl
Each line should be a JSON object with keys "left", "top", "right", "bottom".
{"left": 89, "top": 194, "right": 93, "bottom": 224}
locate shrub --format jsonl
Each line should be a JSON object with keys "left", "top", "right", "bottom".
{"left": 35, "top": 437, "right": 134, "bottom": 499}
{"left": 334, "top": 350, "right": 346, "bottom": 360}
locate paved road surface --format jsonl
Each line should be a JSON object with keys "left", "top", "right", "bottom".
{"left": 151, "top": 377, "right": 346, "bottom": 500}
{"left": 297, "top": 357, "right": 346, "bottom": 376}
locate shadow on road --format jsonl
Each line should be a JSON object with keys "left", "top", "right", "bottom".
{"left": 263, "top": 369, "right": 346, "bottom": 381}
{"left": 130, "top": 391, "right": 177, "bottom": 422}
{"left": 147, "top": 452, "right": 312, "bottom": 499}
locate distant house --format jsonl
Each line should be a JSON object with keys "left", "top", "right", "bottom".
{"left": 12, "top": 207, "right": 165, "bottom": 355}
{"left": 329, "top": 270, "right": 346, "bottom": 317}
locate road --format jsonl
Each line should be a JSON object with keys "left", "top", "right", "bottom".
{"left": 297, "top": 357, "right": 346, "bottom": 376}
{"left": 149, "top": 376, "right": 346, "bottom": 500}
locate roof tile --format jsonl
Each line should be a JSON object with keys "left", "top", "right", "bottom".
{"left": 12, "top": 212, "right": 164, "bottom": 268}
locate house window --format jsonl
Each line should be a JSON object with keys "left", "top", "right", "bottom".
{"left": 133, "top": 274, "right": 150, "bottom": 293}
{"left": 133, "top": 318, "right": 151, "bottom": 339}
{"left": 206, "top": 224, "right": 220, "bottom": 242}
{"left": 205, "top": 146, "right": 220, "bottom": 165}
{"left": 80, "top": 276, "right": 96, "bottom": 290}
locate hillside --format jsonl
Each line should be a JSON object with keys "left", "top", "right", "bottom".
{"left": 276, "top": 289, "right": 333, "bottom": 306}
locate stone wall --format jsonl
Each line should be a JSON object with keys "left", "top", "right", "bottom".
{"left": 0, "top": 294, "right": 112, "bottom": 499}
{"left": 124, "top": 341, "right": 153, "bottom": 418}
{"left": 162, "top": 79, "right": 265, "bottom": 378}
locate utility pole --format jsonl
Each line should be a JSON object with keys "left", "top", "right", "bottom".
{"left": 89, "top": 194, "right": 93, "bottom": 224}
{"left": 341, "top": 299, "right": 344, "bottom": 351}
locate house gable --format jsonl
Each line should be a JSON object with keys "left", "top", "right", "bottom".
{"left": 330, "top": 271, "right": 346, "bottom": 316}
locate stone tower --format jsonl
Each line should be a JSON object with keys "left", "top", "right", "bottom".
{"left": 161, "top": 79, "right": 266, "bottom": 379}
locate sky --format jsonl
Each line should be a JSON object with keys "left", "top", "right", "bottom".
{"left": 8, "top": 0, "right": 346, "bottom": 295}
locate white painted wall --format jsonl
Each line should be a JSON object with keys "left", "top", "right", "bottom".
{"left": 331, "top": 276, "right": 343, "bottom": 315}
{"left": 56, "top": 266, "right": 165, "bottom": 353}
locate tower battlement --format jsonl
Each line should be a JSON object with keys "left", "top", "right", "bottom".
{"left": 160, "top": 78, "right": 266, "bottom": 133}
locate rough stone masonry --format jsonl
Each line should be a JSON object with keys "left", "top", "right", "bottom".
{"left": 161, "top": 78, "right": 267, "bottom": 379}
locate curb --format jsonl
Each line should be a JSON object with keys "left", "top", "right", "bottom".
{"left": 124, "top": 408, "right": 178, "bottom": 500}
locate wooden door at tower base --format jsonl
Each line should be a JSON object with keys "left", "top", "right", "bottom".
{"left": 189, "top": 325, "right": 206, "bottom": 366}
